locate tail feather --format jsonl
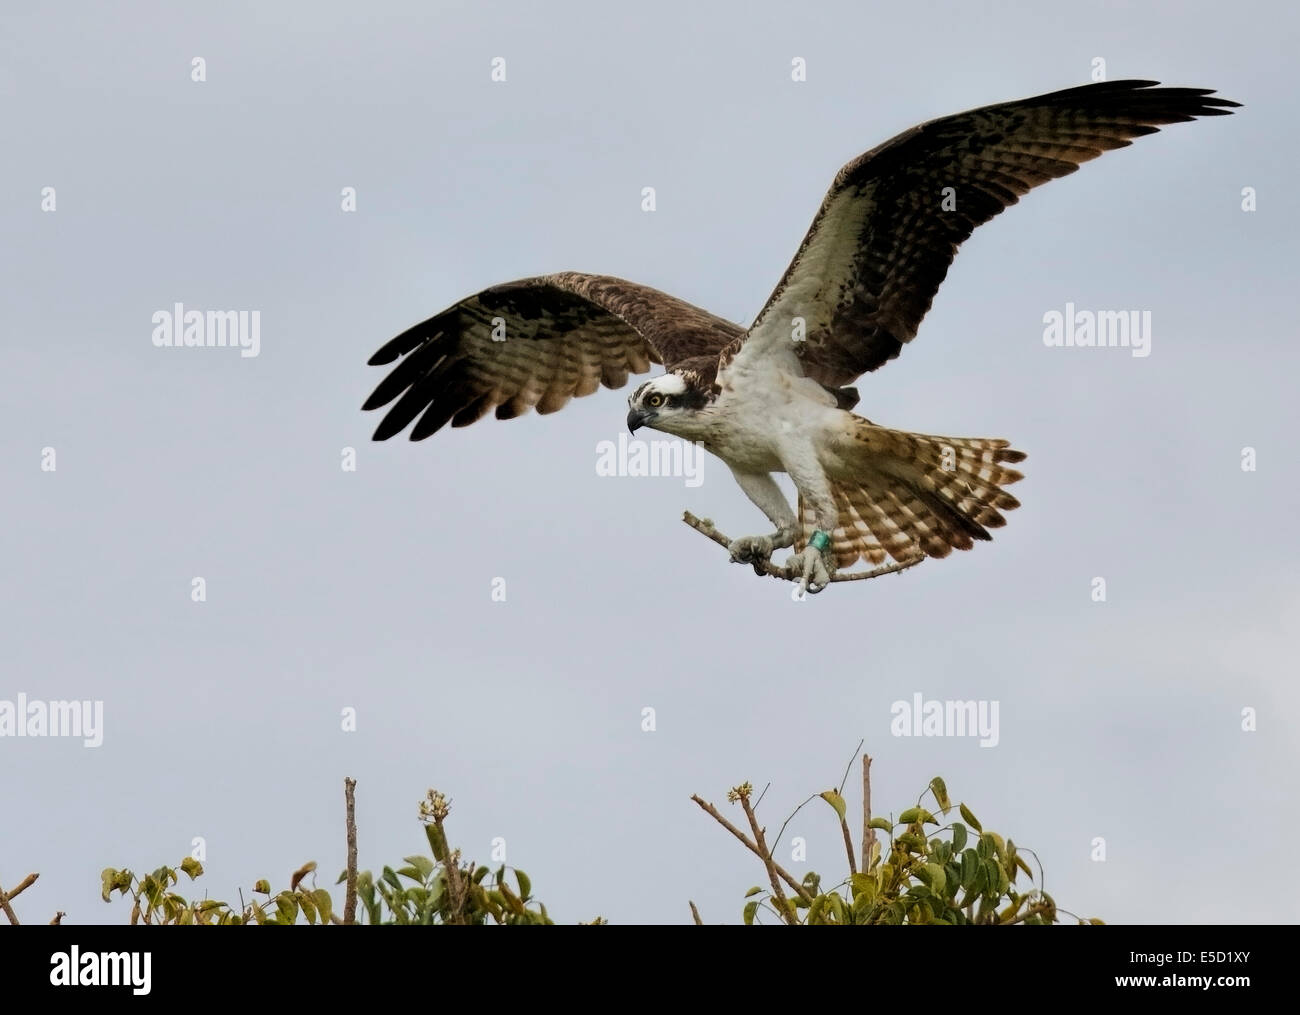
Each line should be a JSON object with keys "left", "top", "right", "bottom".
{"left": 796, "top": 422, "right": 1026, "bottom": 568}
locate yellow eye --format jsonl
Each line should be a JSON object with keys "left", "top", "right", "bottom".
{"left": 647, "top": 394, "right": 664, "bottom": 407}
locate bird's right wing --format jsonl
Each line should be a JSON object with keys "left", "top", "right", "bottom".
{"left": 363, "top": 271, "right": 742, "bottom": 440}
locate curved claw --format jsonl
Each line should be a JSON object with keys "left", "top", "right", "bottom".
{"left": 728, "top": 534, "right": 775, "bottom": 574}
{"left": 786, "top": 546, "right": 834, "bottom": 595}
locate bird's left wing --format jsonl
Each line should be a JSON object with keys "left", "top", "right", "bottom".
{"left": 363, "top": 271, "right": 741, "bottom": 440}
{"left": 729, "top": 80, "right": 1238, "bottom": 386}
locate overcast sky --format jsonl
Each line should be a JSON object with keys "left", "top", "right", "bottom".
{"left": 2, "top": 0, "right": 1296, "bottom": 925}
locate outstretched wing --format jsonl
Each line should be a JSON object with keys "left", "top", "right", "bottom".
{"left": 733, "top": 80, "right": 1239, "bottom": 386}
{"left": 364, "top": 271, "right": 740, "bottom": 440}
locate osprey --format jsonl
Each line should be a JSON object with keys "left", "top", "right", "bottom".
{"left": 363, "top": 80, "right": 1237, "bottom": 592}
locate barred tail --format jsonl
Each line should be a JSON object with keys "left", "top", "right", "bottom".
{"left": 796, "top": 422, "right": 1027, "bottom": 569}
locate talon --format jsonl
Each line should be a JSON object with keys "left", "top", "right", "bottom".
{"left": 727, "top": 524, "right": 798, "bottom": 570}
{"left": 785, "top": 544, "right": 835, "bottom": 594}
{"left": 727, "top": 534, "right": 774, "bottom": 566}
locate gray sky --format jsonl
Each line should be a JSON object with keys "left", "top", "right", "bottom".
{"left": 2, "top": 0, "right": 1296, "bottom": 925}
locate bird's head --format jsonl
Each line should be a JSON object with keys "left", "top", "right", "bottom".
{"left": 626, "top": 372, "right": 712, "bottom": 439}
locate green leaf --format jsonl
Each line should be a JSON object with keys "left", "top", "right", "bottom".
{"left": 275, "top": 892, "right": 298, "bottom": 924}
{"left": 820, "top": 789, "right": 847, "bottom": 821}
{"left": 898, "top": 806, "right": 922, "bottom": 824}
{"left": 313, "top": 889, "right": 333, "bottom": 924}
{"left": 404, "top": 855, "right": 436, "bottom": 880}
{"left": 744, "top": 886, "right": 764, "bottom": 898}
{"left": 924, "top": 863, "right": 947, "bottom": 895}
{"left": 929, "top": 776, "right": 952, "bottom": 814}
{"left": 299, "top": 891, "right": 318, "bottom": 925}
{"left": 180, "top": 857, "right": 203, "bottom": 880}
{"left": 868, "top": 817, "right": 893, "bottom": 832}
{"left": 850, "top": 873, "right": 877, "bottom": 906}
{"left": 951, "top": 822, "right": 967, "bottom": 854}
{"left": 959, "top": 803, "right": 981, "bottom": 833}
{"left": 381, "top": 867, "right": 402, "bottom": 892}
{"left": 743, "top": 900, "right": 759, "bottom": 926}
{"left": 983, "top": 858, "right": 1001, "bottom": 897}
{"left": 253, "top": 879, "right": 271, "bottom": 895}
{"left": 515, "top": 869, "right": 531, "bottom": 901}
{"left": 500, "top": 883, "right": 526, "bottom": 915}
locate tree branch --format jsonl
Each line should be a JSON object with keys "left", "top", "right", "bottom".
{"left": 682, "top": 512, "right": 924, "bottom": 584}
{"left": 690, "top": 795, "right": 811, "bottom": 903}
{"left": 5, "top": 873, "right": 37, "bottom": 903}
{"left": 343, "top": 777, "right": 358, "bottom": 926}
{"left": 738, "top": 794, "right": 797, "bottom": 925}
{"left": 0, "top": 879, "right": 20, "bottom": 925}
{"left": 688, "top": 900, "right": 703, "bottom": 926}
{"left": 839, "top": 815, "right": 857, "bottom": 876}
{"left": 862, "top": 754, "right": 875, "bottom": 874}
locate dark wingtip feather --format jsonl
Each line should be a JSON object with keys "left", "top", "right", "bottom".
{"left": 371, "top": 415, "right": 406, "bottom": 442}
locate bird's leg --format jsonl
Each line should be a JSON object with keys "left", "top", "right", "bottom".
{"left": 782, "top": 457, "right": 838, "bottom": 594}
{"left": 786, "top": 534, "right": 835, "bottom": 594}
{"left": 725, "top": 470, "right": 798, "bottom": 575}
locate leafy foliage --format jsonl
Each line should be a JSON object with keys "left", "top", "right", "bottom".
{"left": 724, "top": 773, "right": 1102, "bottom": 925}
{"left": 344, "top": 819, "right": 551, "bottom": 926}
{"left": 99, "top": 789, "right": 554, "bottom": 925}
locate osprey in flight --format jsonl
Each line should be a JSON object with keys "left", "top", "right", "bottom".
{"left": 364, "top": 80, "right": 1237, "bottom": 592}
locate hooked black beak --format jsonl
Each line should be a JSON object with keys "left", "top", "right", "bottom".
{"left": 627, "top": 407, "right": 653, "bottom": 434}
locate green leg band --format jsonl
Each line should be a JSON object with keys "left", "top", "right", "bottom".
{"left": 810, "top": 530, "right": 831, "bottom": 553}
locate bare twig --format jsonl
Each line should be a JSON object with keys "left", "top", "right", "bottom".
{"left": 690, "top": 795, "right": 810, "bottom": 903}
{"left": 862, "top": 754, "right": 875, "bottom": 875}
{"left": 839, "top": 816, "right": 857, "bottom": 876}
{"left": 0, "top": 878, "right": 20, "bottom": 925}
{"left": 50, "top": 911, "right": 64, "bottom": 925}
{"left": 771, "top": 793, "right": 818, "bottom": 855}
{"left": 838, "top": 741, "right": 864, "bottom": 795}
{"left": 343, "top": 777, "right": 358, "bottom": 926}
{"left": 837, "top": 739, "right": 866, "bottom": 875}
{"left": 682, "top": 512, "right": 924, "bottom": 584}
{"left": 738, "top": 794, "right": 797, "bottom": 925}
{"left": 5, "top": 873, "right": 37, "bottom": 902}
{"left": 688, "top": 900, "right": 703, "bottom": 925}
